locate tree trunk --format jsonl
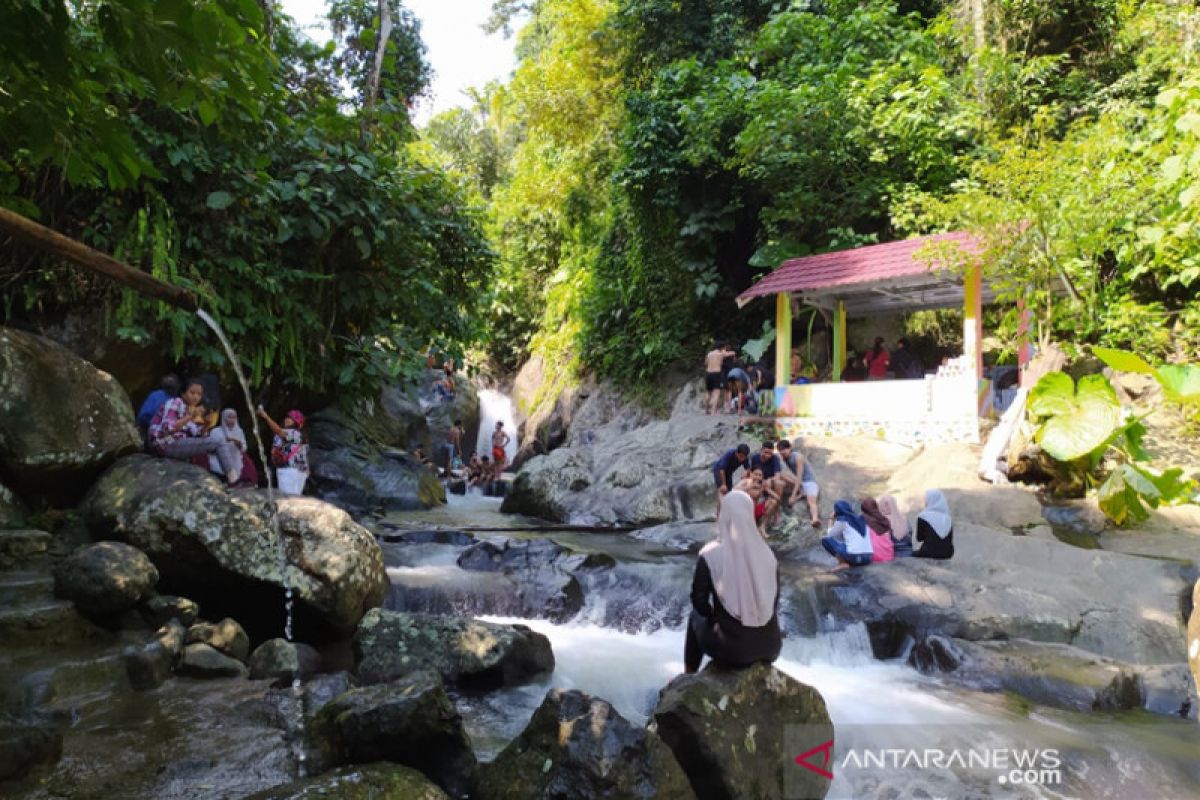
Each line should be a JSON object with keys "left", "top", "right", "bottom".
{"left": 0, "top": 207, "right": 198, "bottom": 311}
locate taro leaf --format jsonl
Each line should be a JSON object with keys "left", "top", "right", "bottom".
{"left": 1118, "top": 418, "right": 1150, "bottom": 462}
{"left": 1028, "top": 372, "right": 1075, "bottom": 419}
{"left": 1033, "top": 374, "right": 1122, "bottom": 461}
{"left": 1098, "top": 464, "right": 1191, "bottom": 526}
{"left": 1092, "top": 347, "right": 1155, "bottom": 375}
{"left": 1155, "top": 365, "right": 1200, "bottom": 406}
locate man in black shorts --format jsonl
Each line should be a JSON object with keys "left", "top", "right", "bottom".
{"left": 704, "top": 342, "right": 733, "bottom": 414}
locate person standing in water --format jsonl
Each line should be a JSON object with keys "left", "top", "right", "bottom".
{"left": 684, "top": 490, "right": 782, "bottom": 673}
{"left": 443, "top": 419, "right": 464, "bottom": 478}
{"left": 490, "top": 421, "right": 511, "bottom": 482}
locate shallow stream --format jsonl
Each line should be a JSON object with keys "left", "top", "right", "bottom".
{"left": 382, "top": 492, "right": 1200, "bottom": 799}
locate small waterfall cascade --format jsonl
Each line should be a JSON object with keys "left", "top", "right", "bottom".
{"left": 475, "top": 388, "right": 518, "bottom": 465}
{"left": 196, "top": 308, "right": 307, "bottom": 777}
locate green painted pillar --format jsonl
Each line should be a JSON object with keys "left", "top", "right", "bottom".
{"left": 832, "top": 301, "right": 846, "bottom": 381}
{"left": 775, "top": 292, "right": 792, "bottom": 387}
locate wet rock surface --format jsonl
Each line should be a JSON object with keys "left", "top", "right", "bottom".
{"left": 309, "top": 670, "right": 475, "bottom": 798}
{"left": 0, "top": 327, "right": 140, "bottom": 506}
{"left": 53, "top": 542, "right": 159, "bottom": 621}
{"left": 475, "top": 688, "right": 695, "bottom": 800}
{"left": 248, "top": 764, "right": 451, "bottom": 800}
{"left": 306, "top": 402, "right": 444, "bottom": 515}
{"left": 353, "top": 608, "right": 554, "bottom": 689}
{"left": 186, "top": 618, "right": 251, "bottom": 662}
{"left": 177, "top": 643, "right": 249, "bottom": 679}
{"left": 82, "top": 455, "right": 389, "bottom": 640}
{"left": 247, "top": 638, "right": 322, "bottom": 681}
{"left": 832, "top": 523, "right": 1190, "bottom": 666}
{"left": 0, "top": 530, "right": 52, "bottom": 570}
{"left": 138, "top": 594, "right": 199, "bottom": 628}
{"left": 0, "top": 713, "right": 63, "bottom": 781}
{"left": 652, "top": 663, "right": 832, "bottom": 800}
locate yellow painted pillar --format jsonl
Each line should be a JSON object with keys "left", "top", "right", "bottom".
{"left": 963, "top": 264, "right": 983, "bottom": 380}
{"left": 775, "top": 292, "right": 792, "bottom": 388}
{"left": 832, "top": 301, "right": 846, "bottom": 381}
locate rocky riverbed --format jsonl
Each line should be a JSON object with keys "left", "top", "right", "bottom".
{"left": 2, "top": 325, "right": 1200, "bottom": 798}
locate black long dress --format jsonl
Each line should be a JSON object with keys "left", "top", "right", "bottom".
{"left": 913, "top": 517, "right": 954, "bottom": 559}
{"left": 684, "top": 556, "right": 782, "bottom": 673}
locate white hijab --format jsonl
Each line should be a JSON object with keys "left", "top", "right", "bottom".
{"left": 699, "top": 490, "right": 778, "bottom": 627}
{"left": 211, "top": 408, "right": 247, "bottom": 449}
{"left": 918, "top": 489, "right": 953, "bottom": 539}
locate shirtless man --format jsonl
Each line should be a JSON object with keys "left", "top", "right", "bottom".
{"left": 704, "top": 342, "right": 733, "bottom": 414}
{"left": 490, "top": 421, "right": 511, "bottom": 481}
{"left": 443, "top": 419, "right": 463, "bottom": 477}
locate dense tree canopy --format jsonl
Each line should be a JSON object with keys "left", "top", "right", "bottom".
{"left": 1, "top": 0, "right": 491, "bottom": 398}
{"left": 423, "top": 0, "right": 1200, "bottom": 390}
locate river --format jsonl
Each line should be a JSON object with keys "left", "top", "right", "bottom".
{"left": 380, "top": 491, "right": 1200, "bottom": 799}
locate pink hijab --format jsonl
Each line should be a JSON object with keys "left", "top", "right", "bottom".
{"left": 700, "top": 491, "right": 778, "bottom": 627}
{"left": 877, "top": 495, "right": 908, "bottom": 539}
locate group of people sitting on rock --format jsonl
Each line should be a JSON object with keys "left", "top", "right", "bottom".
{"left": 712, "top": 440, "right": 821, "bottom": 535}
{"left": 135, "top": 374, "right": 309, "bottom": 493}
{"left": 684, "top": 479, "right": 955, "bottom": 673}
{"left": 820, "top": 490, "right": 954, "bottom": 569}
{"left": 436, "top": 421, "right": 510, "bottom": 489}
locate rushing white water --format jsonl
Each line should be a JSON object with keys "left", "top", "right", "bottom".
{"left": 475, "top": 388, "right": 518, "bottom": 465}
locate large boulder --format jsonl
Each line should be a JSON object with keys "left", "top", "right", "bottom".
{"left": 307, "top": 404, "right": 443, "bottom": 514}
{"left": 187, "top": 617, "right": 251, "bottom": 662}
{"left": 651, "top": 664, "right": 833, "bottom": 800}
{"left": 474, "top": 689, "right": 695, "bottom": 800}
{"left": 451, "top": 537, "right": 614, "bottom": 622}
{"left": 0, "top": 327, "right": 140, "bottom": 506}
{"left": 82, "top": 455, "right": 389, "bottom": 640}
{"left": 0, "top": 481, "right": 26, "bottom": 529}
{"left": 510, "top": 356, "right": 592, "bottom": 471}
{"left": 353, "top": 608, "right": 554, "bottom": 689}
{"left": 177, "top": 642, "right": 249, "bottom": 679}
{"left": 53, "top": 541, "right": 159, "bottom": 620}
{"left": 248, "top": 764, "right": 450, "bottom": 800}
{"left": 419, "top": 370, "right": 481, "bottom": 462}
{"left": 248, "top": 638, "right": 322, "bottom": 681}
{"left": 837, "top": 523, "right": 1190, "bottom": 666}
{"left": 310, "top": 670, "right": 475, "bottom": 798}
{"left": 501, "top": 378, "right": 925, "bottom": 527}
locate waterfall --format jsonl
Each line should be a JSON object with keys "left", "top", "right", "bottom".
{"left": 475, "top": 388, "right": 518, "bottom": 466}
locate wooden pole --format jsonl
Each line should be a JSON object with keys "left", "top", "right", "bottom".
{"left": 0, "top": 207, "right": 198, "bottom": 311}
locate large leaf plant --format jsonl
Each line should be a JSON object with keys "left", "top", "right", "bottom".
{"left": 1027, "top": 349, "right": 1198, "bottom": 525}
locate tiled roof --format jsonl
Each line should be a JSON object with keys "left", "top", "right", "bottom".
{"left": 737, "top": 231, "right": 982, "bottom": 303}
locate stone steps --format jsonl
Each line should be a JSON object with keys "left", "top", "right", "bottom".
{"left": 0, "top": 571, "right": 55, "bottom": 606}
{"left": 0, "top": 529, "right": 52, "bottom": 569}
{"left": 0, "top": 600, "right": 107, "bottom": 647}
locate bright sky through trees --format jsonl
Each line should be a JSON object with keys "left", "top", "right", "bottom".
{"left": 281, "top": 0, "right": 525, "bottom": 123}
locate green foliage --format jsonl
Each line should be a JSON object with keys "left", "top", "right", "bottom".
{"left": 1, "top": 0, "right": 490, "bottom": 399}
{"left": 1028, "top": 350, "right": 1198, "bottom": 525}
{"left": 1028, "top": 373, "right": 1122, "bottom": 462}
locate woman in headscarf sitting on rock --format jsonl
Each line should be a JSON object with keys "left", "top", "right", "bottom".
{"left": 913, "top": 489, "right": 954, "bottom": 559}
{"left": 820, "top": 500, "right": 875, "bottom": 572}
{"left": 684, "top": 490, "right": 782, "bottom": 674}
{"left": 877, "top": 494, "right": 913, "bottom": 557}
{"left": 860, "top": 497, "right": 895, "bottom": 563}
{"left": 207, "top": 409, "right": 258, "bottom": 488}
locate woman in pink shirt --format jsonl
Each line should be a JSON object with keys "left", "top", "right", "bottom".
{"left": 865, "top": 337, "right": 890, "bottom": 379}
{"left": 861, "top": 497, "right": 895, "bottom": 562}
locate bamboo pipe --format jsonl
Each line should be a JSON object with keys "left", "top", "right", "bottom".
{"left": 0, "top": 206, "right": 199, "bottom": 311}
